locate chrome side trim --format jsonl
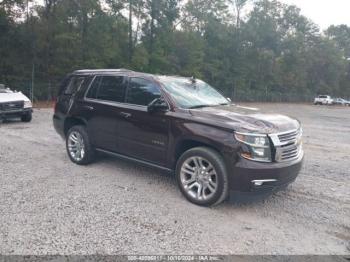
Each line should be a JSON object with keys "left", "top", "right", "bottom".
{"left": 252, "top": 179, "right": 277, "bottom": 186}
{"left": 235, "top": 131, "right": 268, "bottom": 137}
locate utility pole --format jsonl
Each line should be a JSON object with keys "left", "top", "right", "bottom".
{"left": 31, "top": 63, "right": 35, "bottom": 102}
{"left": 27, "top": 0, "right": 35, "bottom": 103}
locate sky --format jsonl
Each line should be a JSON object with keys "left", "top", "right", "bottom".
{"left": 30, "top": 0, "right": 350, "bottom": 30}
{"left": 278, "top": 0, "right": 350, "bottom": 30}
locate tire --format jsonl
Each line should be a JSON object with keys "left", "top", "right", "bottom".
{"left": 66, "top": 125, "right": 95, "bottom": 165}
{"left": 175, "top": 147, "right": 229, "bottom": 207}
{"left": 21, "top": 112, "right": 32, "bottom": 122}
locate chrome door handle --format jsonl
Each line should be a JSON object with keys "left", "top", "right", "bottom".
{"left": 120, "top": 112, "right": 132, "bottom": 119}
{"left": 83, "top": 105, "right": 94, "bottom": 111}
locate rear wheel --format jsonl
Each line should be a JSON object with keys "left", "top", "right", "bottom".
{"left": 21, "top": 112, "right": 32, "bottom": 122}
{"left": 66, "top": 125, "right": 95, "bottom": 165}
{"left": 176, "top": 147, "right": 228, "bottom": 207}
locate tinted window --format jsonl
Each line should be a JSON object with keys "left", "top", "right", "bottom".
{"left": 58, "top": 75, "right": 72, "bottom": 95}
{"left": 86, "top": 76, "right": 102, "bottom": 99}
{"left": 126, "top": 78, "right": 161, "bottom": 106}
{"left": 64, "top": 76, "right": 85, "bottom": 95}
{"left": 86, "top": 76, "right": 127, "bottom": 103}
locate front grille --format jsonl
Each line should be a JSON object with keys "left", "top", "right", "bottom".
{"left": 270, "top": 129, "right": 303, "bottom": 162}
{"left": 0, "top": 101, "right": 24, "bottom": 112}
{"left": 278, "top": 130, "right": 299, "bottom": 144}
{"left": 280, "top": 144, "right": 300, "bottom": 161}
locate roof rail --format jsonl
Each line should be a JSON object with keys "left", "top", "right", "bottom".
{"left": 73, "top": 68, "right": 133, "bottom": 73}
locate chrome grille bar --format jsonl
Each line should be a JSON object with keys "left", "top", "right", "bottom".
{"left": 269, "top": 128, "right": 303, "bottom": 162}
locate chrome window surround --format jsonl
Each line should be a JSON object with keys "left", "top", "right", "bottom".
{"left": 82, "top": 75, "right": 171, "bottom": 110}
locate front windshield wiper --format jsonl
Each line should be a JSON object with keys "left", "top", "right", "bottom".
{"left": 188, "top": 105, "right": 213, "bottom": 109}
{"left": 188, "top": 103, "right": 230, "bottom": 109}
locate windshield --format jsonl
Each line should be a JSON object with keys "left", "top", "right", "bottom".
{"left": 158, "top": 77, "right": 228, "bottom": 109}
{"left": 0, "top": 89, "right": 13, "bottom": 93}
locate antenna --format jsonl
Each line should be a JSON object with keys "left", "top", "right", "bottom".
{"left": 190, "top": 76, "right": 196, "bottom": 84}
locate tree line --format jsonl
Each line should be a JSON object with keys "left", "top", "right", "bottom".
{"left": 1, "top": 0, "right": 350, "bottom": 101}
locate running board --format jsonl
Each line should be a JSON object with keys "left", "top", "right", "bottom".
{"left": 96, "top": 148, "right": 174, "bottom": 174}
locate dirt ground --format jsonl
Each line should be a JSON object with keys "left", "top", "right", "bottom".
{"left": 0, "top": 103, "right": 349, "bottom": 255}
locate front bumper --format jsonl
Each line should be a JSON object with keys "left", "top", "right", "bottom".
{"left": 0, "top": 108, "right": 32, "bottom": 120}
{"left": 228, "top": 152, "right": 303, "bottom": 203}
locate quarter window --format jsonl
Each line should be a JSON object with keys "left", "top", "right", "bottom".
{"left": 126, "top": 78, "right": 161, "bottom": 106}
{"left": 64, "top": 76, "right": 85, "bottom": 95}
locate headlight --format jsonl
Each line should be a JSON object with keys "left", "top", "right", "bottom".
{"left": 24, "top": 100, "right": 32, "bottom": 108}
{"left": 234, "top": 132, "right": 272, "bottom": 162}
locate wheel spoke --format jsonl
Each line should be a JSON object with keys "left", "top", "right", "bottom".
{"left": 193, "top": 157, "right": 201, "bottom": 168}
{"left": 196, "top": 183, "right": 203, "bottom": 199}
{"left": 187, "top": 181, "right": 197, "bottom": 189}
{"left": 70, "top": 134, "right": 78, "bottom": 143}
{"left": 199, "top": 158, "right": 206, "bottom": 169}
{"left": 183, "top": 176, "right": 196, "bottom": 186}
{"left": 68, "top": 144, "right": 77, "bottom": 150}
{"left": 182, "top": 164, "right": 195, "bottom": 175}
{"left": 206, "top": 163, "right": 214, "bottom": 172}
{"left": 207, "top": 181, "right": 216, "bottom": 192}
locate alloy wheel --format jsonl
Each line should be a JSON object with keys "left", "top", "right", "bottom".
{"left": 67, "top": 131, "right": 85, "bottom": 162}
{"left": 180, "top": 156, "right": 218, "bottom": 201}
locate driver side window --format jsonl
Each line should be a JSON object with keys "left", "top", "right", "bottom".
{"left": 126, "top": 78, "right": 161, "bottom": 106}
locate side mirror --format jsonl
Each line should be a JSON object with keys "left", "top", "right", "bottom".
{"left": 147, "top": 98, "right": 169, "bottom": 113}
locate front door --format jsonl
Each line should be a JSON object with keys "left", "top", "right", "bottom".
{"left": 116, "top": 77, "right": 170, "bottom": 166}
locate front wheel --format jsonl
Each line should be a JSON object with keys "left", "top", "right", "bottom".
{"left": 176, "top": 147, "right": 229, "bottom": 207}
{"left": 21, "top": 112, "right": 32, "bottom": 122}
{"left": 66, "top": 125, "right": 95, "bottom": 165}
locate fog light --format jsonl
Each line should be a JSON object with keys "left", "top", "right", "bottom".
{"left": 252, "top": 179, "right": 277, "bottom": 186}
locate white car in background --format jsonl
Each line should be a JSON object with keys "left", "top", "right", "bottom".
{"left": 314, "top": 95, "right": 333, "bottom": 105}
{"left": 332, "top": 98, "right": 350, "bottom": 106}
{"left": 0, "top": 84, "right": 33, "bottom": 122}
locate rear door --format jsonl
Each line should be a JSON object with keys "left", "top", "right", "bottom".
{"left": 116, "top": 77, "right": 170, "bottom": 166}
{"left": 82, "top": 75, "right": 127, "bottom": 151}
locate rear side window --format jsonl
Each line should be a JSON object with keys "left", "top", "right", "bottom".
{"left": 86, "top": 76, "right": 101, "bottom": 99}
{"left": 64, "top": 76, "right": 85, "bottom": 95}
{"left": 126, "top": 78, "right": 161, "bottom": 106}
{"left": 86, "top": 75, "right": 127, "bottom": 103}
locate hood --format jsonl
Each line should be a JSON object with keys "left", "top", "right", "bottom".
{"left": 189, "top": 104, "right": 300, "bottom": 134}
{"left": 0, "top": 92, "right": 30, "bottom": 103}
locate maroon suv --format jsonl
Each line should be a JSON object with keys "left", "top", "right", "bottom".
{"left": 53, "top": 69, "right": 303, "bottom": 206}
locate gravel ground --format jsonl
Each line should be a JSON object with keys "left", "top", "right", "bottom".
{"left": 0, "top": 104, "right": 349, "bottom": 255}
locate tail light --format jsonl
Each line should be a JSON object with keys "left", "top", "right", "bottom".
{"left": 53, "top": 97, "right": 58, "bottom": 112}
